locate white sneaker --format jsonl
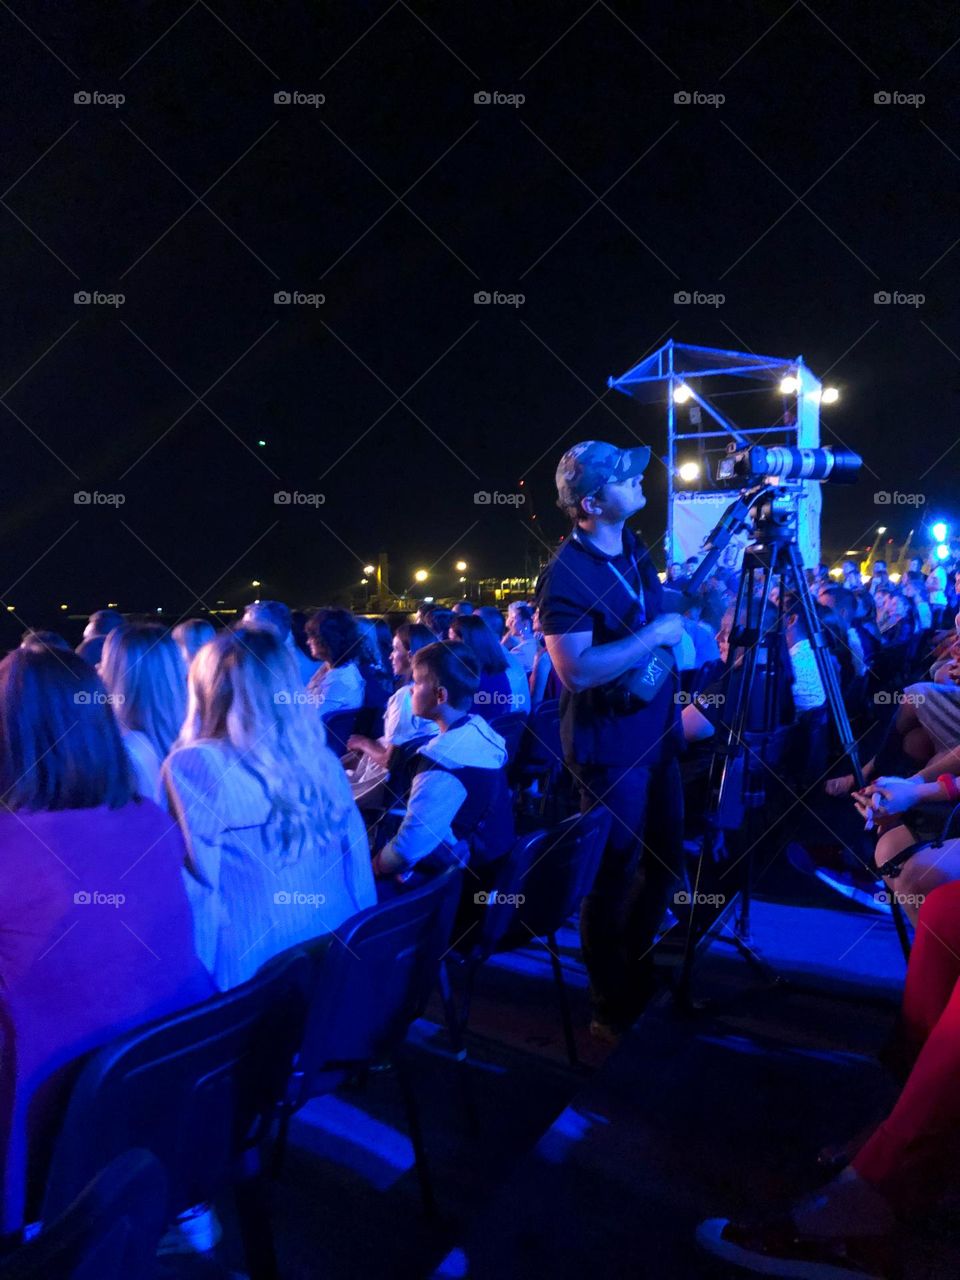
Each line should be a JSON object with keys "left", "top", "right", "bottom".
{"left": 157, "top": 1202, "right": 223, "bottom": 1255}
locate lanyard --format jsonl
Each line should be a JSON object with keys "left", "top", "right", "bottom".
{"left": 574, "top": 530, "right": 646, "bottom": 623}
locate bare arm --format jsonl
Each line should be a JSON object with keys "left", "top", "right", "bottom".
{"left": 909, "top": 744, "right": 960, "bottom": 784}
{"left": 544, "top": 614, "right": 682, "bottom": 694}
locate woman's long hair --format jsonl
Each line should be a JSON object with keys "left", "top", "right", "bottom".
{"left": 178, "top": 627, "right": 348, "bottom": 861}
{"left": 101, "top": 623, "right": 187, "bottom": 760}
{"left": 450, "top": 613, "right": 509, "bottom": 674}
{"left": 0, "top": 648, "right": 134, "bottom": 811}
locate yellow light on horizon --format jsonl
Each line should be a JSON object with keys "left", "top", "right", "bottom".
{"left": 414, "top": 569, "right": 429, "bottom": 583}
{"left": 455, "top": 560, "right": 468, "bottom": 572}
{"left": 251, "top": 580, "right": 261, "bottom": 587}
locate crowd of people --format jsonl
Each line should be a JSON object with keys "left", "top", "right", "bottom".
{"left": 4, "top": 436, "right": 960, "bottom": 1273}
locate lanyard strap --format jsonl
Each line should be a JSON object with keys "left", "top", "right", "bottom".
{"left": 573, "top": 530, "right": 646, "bottom": 622}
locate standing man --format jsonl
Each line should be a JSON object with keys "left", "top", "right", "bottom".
{"left": 537, "top": 441, "right": 685, "bottom": 1040}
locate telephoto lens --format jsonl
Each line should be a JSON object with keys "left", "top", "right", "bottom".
{"left": 717, "top": 446, "right": 862, "bottom": 485}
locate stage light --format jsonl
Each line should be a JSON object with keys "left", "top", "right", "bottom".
{"left": 459, "top": 576, "right": 466, "bottom": 583}
{"left": 936, "top": 544, "right": 950, "bottom": 561}
{"left": 889, "top": 572, "right": 901, "bottom": 583}
{"left": 821, "top": 386, "right": 839, "bottom": 404}
{"left": 257, "top": 439, "right": 266, "bottom": 447}
{"left": 455, "top": 560, "right": 468, "bottom": 572}
{"left": 414, "top": 569, "right": 428, "bottom": 583}
{"left": 677, "top": 461, "right": 700, "bottom": 482}
{"left": 779, "top": 374, "right": 799, "bottom": 394}
{"left": 877, "top": 527, "right": 887, "bottom": 535}
{"left": 829, "top": 567, "right": 842, "bottom": 578}
{"left": 251, "top": 580, "right": 261, "bottom": 587}
{"left": 60, "top": 604, "right": 68, "bottom": 611}
{"left": 360, "top": 578, "right": 368, "bottom": 585}
{"left": 363, "top": 565, "right": 375, "bottom": 576}
{"left": 673, "top": 383, "right": 693, "bottom": 404}
{"left": 932, "top": 522, "right": 948, "bottom": 542}
{"left": 5, "top": 605, "right": 13, "bottom": 612}
{"left": 423, "top": 596, "right": 434, "bottom": 603}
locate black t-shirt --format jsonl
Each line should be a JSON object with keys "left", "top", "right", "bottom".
{"left": 536, "top": 526, "right": 683, "bottom": 767}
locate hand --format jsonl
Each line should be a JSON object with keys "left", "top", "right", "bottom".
{"left": 347, "top": 734, "right": 375, "bottom": 754}
{"left": 651, "top": 613, "right": 685, "bottom": 647}
{"left": 856, "top": 776, "right": 924, "bottom": 818}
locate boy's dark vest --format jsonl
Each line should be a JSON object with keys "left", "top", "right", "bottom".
{"left": 413, "top": 748, "right": 514, "bottom": 866}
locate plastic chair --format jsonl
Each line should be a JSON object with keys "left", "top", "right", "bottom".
{"left": 39, "top": 950, "right": 312, "bottom": 1280}
{"left": 273, "top": 866, "right": 462, "bottom": 1214}
{"left": 513, "top": 699, "right": 566, "bottom": 817}
{"left": 0, "top": 1151, "right": 165, "bottom": 1280}
{"left": 322, "top": 708, "right": 362, "bottom": 756}
{"left": 441, "top": 810, "right": 609, "bottom": 1067}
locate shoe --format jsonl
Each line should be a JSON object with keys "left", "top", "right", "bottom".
{"left": 696, "top": 1215, "right": 899, "bottom": 1278}
{"left": 812, "top": 868, "right": 887, "bottom": 913}
{"left": 157, "top": 1204, "right": 222, "bottom": 1255}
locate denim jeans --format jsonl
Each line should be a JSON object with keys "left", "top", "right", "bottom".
{"left": 571, "top": 757, "right": 685, "bottom": 1024}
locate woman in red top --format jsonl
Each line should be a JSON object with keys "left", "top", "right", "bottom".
{"left": 0, "top": 647, "right": 213, "bottom": 1233}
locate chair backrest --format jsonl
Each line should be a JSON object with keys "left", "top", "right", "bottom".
{"left": 519, "top": 699, "right": 562, "bottom": 771}
{"left": 322, "top": 708, "right": 361, "bottom": 756}
{"left": 39, "top": 951, "right": 311, "bottom": 1225}
{"left": 0, "top": 1151, "right": 166, "bottom": 1280}
{"left": 290, "top": 867, "right": 462, "bottom": 1105}
{"left": 487, "top": 712, "right": 529, "bottom": 767}
{"left": 477, "top": 810, "right": 610, "bottom": 956}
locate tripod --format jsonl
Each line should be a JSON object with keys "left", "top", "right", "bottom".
{"left": 674, "top": 484, "right": 895, "bottom": 1007}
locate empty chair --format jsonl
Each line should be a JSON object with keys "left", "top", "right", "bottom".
{"left": 38, "top": 951, "right": 312, "bottom": 1280}
{"left": 273, "top": 866, "right": 462, "bottom": 1213}
{"left": 513, "top": 698, "right": 567, "bottom": 817}
{"left": 441, "top": 810, "right": 609, "bottom": 1066}
{"left": 0, "top": 1151, "right": 166, "bottom": 1280}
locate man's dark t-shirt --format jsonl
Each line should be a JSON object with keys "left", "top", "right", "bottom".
{"left": 536, "top": 526, "right": 683, "bottom": 767}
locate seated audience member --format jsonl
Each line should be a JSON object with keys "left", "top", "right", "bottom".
{"left": 500, "top": 601, "right": 525, "bottom": 650}
{"left": 452, "top": 599, "right": 474, "bottom": 616}
{"left": 243, "top": 598, "right": 318, "bottom": 685}
{"left": 304, "top": 608, "right": 365, "bottom": 717}
{"left": 783, "top": 593, "right": 826, "bottom": 712}
{"left": 172, "top": 618, "right": 215, "bottom": 665}
{"left": 419, "top": 605, "right": 454, "bottom": 642}
{"left": 902, "top": 572, "right": 933, "bottom": 632}
{"left": 868, "top": 560, "right": 889, "bottom": 595}
{"left": 450, "top": 613, "right": 516, "bottom": 719}
{"left": 667, "top": 562, "right": 682, "bottom": 583}
{"left": 874, "top": 585, "right": 914, "bottom": 645}
{"left": 346, "top": 622, "right": 438, "bottom": 805}
{"left": 504, "top": 602, "right": 538, "bottom": 673}
{"left": 530, "top": 606, "right": 564, "bottom": 708}
{"left": 100, "top": 623, "right": 187, "bottom": 804}
{"left": 841, "top": 559, "right": 862, "bottom": 592}
{"left": 926, "top": 564, "right": 948, "bottom": 628}
{"left": 164, "top": 628, "right": 376, "bottom": 990}
{"left": 818, "top": 584, "right": 866, "bottom": 678}
{"left": 75, "top": 608, "right": 123, "bottom": 667}
{"left": 371, "top": 641, "right": 513, "bottom": 886}
{"left": 0, "top": 648, "right": 213, "bottom": 1230}
{"left": 19, "top": 630, "right": 72, "bottom": 654}
{"left": 698, "top": 857, "right": 960, "bottom": 1275}
{"left": 355, "top": 615, "right": 393, "bottom": 711}
{"left": 478, "top": 605, "right": 532, "bottom": 711}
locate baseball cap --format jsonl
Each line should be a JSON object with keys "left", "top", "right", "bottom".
{"left": 555, "top": 440, "right": 651, "bottom": 511}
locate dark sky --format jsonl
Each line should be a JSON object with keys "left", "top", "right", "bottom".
{"left": 2, "top": 0, "right": 959, "bottom": 637}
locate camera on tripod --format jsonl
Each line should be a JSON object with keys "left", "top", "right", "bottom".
{"left": 716, "top": 445, "right": 862, "bottom": 486}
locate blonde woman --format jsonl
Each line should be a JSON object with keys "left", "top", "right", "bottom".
{"left": 100, "top": 623, "right": 187, "bottom": 805}
{"left": 163, "top": 627, "right": 376, "bottom": 990}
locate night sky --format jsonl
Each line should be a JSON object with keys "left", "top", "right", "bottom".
{"left": 2, "top": 0, "right": 959, "bottom": 640}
